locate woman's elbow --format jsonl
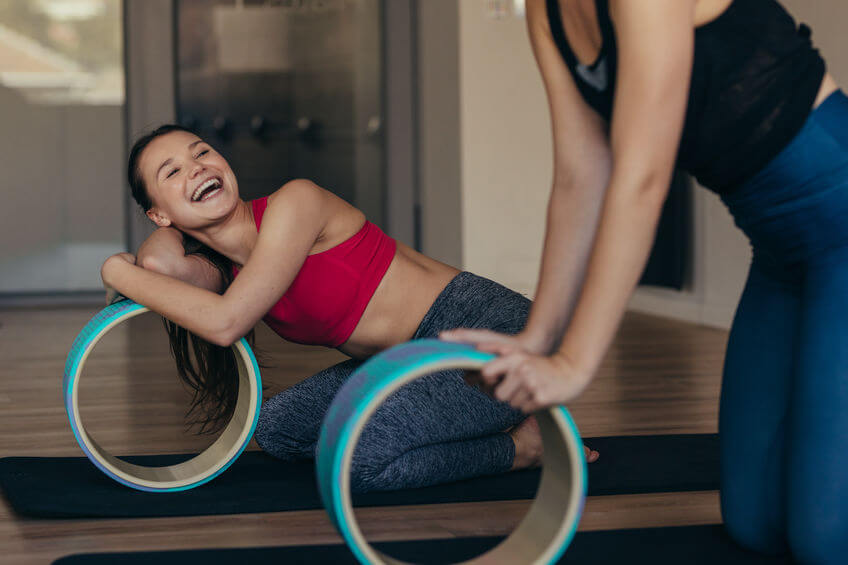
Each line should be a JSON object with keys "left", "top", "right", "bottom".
{"left": 611, "top": 168, "right": 672, "bottom": 208}
{"left": 206, "top": 317, "right": 245, "bottom": 348}
{"left": 206, "top": 330, "right": 238, "bottom": 348}
{"left": 138, "top": 253, "right": 175, "bottom": 277}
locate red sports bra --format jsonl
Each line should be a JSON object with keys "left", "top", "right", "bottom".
{"left": 232, "top": 196, "right": 397, "bottom": 347}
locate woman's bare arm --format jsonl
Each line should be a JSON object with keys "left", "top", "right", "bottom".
{"left": 469, "top": 0, "right": 697, "bottom": 411}
{"left": 443, "top": 0, "right": 612, "bottom": 353}
{"left": 520, "top": 0, "right": 615, "bottom": 352}
{"left": 102, "top": 179, "right": 330, "bottom": 346}
{"left": 555, "top": 0, "right": 695, "bottom": 378}
{"left": 136, "top": 227, "right": 224, "bottom": 293}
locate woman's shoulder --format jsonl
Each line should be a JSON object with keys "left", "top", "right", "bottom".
{"left": 253, "top": 179, "right": 335, "bottom": 240}
{"left": 267, "top": 179, "right": 326, "bottom": 206}
{"left": 261, "top": 179, "right": 328, "bottom": 218}
{"left": 525, "top": 0, "right": 552, "bottom": 34}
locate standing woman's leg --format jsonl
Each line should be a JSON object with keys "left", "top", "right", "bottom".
{"left": 717, "top": 83, "right": 848, "bottom": 561}
{"left": 787, "top": 246, "right": 848, "bottom": 563}
{"left": 720, "top": 257, "right": 800, "bottom": 554}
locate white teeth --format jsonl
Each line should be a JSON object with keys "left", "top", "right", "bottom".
{"left": 192, "top": 178, "right": 221, "bottom": 202}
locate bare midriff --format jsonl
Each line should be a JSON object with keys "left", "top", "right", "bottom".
{"left": 338, "top": 242, "right": 460, "bottom": 359}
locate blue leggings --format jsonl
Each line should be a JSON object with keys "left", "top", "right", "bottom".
{"left": 719, "top": 91, "right": 848, "bottom": 564}
{"left": 253, "top": 272, "right": 529, "bottom": 493}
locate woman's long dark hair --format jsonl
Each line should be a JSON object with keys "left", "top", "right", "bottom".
{"left": 128, "top": 124, "right": 257, "bottom": 434}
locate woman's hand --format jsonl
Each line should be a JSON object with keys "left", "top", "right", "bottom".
{"left": 443, "top": 328, "right": 592, "bottom": 412}
{"left": 440, "top": 328, "right": 550, "bottom": 356}
{"left": 443, "top": 328, "right": 598, "bottom": 460}
{"left": 441, "top": 328, "right": 549, "bottom": 397}
{"left": 442, "top": 328, "right": 551, "bottom": 402}
{"left": 101, "top": 252, "right": 136, "bottom": 304}
{"left": 479, "top": 350, "right": 591, "bottom": 413}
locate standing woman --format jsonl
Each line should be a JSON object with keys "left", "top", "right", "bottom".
{"left": 443, "top": 0, "right": 848, "bottom": 560}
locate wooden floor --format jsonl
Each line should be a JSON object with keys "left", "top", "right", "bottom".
{"left": 0, "top": 305, "right": 729, "bottom": 564}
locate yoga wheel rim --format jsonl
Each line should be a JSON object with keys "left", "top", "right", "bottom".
{"left": 316, "top": 339, "right": 587, "bottom": 565}
{"left": 63, "top": 299, "right": 262, "bottom": 493}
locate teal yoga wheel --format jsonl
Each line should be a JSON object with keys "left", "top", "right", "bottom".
{"left": 317, "top": 339, "right": 587, "bottom": 564}
{"left": 63, "top": 299, "right": 262, "bottom": 492}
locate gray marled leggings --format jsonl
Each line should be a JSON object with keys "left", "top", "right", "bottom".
{"left": 253, "top": 272, "right": 531, "bottom": 493}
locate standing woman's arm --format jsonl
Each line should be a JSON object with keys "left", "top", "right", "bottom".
{"left": 479, "top": 0, "right": 696, "bottom": 411}
{"left": 444, "top": 0, "right": 613, "bottom": 353}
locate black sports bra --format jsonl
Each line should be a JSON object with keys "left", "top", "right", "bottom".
{"left": 545, "top": 0, "right": 826, "bottom": 193}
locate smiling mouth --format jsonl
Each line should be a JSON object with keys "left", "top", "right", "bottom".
{"left": 191, "top": 177, "right": 222, "bottom": 202}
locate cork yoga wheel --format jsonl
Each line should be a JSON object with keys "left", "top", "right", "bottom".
{"left": 63, "top": 299, "right": 262, "bottom": 492}
{"left": 316, "top": 339, "right": 587, "bottom": 564}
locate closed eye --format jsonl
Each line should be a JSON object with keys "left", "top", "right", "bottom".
{"left": 195, "top": 149, "right": 209, "bottom": 158}
{"left": 166, "top": 168, "right": 180, "bottom": 178}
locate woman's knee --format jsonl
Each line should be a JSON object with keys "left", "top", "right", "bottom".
{"left": 349, "top": 466, "right": 390, "bottom": 494}
{"left": 253, "top": 392, "right": 316, "bottom": 460}
{"left": 787, "top": 503, "right": 848, "bottom": 563}
{"left": 721, "top": 489, "right": 788, "bottom": 555}
{"left": 347, "top": 436, "right": 403, "bottom": 493}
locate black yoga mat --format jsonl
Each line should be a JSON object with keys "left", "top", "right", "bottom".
{"left": 52, "top": 525, "right": 790, "bottom": 565}
{"left": 1, "top": 434, "right": 719, "bottom": 519}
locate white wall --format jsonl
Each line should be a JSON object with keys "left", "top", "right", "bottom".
{"left": 458, "top": 1, "right": 552, "bottom": 296}
{"left": 453, "top": 0, "right": 848, "bottom": 328}
{"left": 0, "top": 87, "right": 125, "bottom": 292}
{"left": 417, "top": 0, "right": 464, "bottom": 268}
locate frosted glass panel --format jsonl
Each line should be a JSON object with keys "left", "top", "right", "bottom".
{"left": 0, "top": 0, "right": 125, "bottom": 293}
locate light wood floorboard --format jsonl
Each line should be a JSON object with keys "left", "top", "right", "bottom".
{"left": 0, "top": 306, "right": 728, "bottom": 564}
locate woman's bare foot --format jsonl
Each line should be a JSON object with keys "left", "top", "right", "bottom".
{"left": 510, "top": 416, "right": 598, "bottom": 470}
{"left": 510, "top": 416, "right": 544, "bottom": 470}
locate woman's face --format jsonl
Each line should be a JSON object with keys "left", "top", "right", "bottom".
{"left": 139, "top": 130, "right": 240, "bottom": 230}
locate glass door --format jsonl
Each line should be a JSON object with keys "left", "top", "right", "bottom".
{"left": 175, "top": 0, "right": 385, "bottom": 225}
{"left": 0, "top": 0, "right": 126, "bottom": 294}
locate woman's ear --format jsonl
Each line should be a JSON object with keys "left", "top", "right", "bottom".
{"left": 146, "top": 208, "right": 172, "bottom": 227}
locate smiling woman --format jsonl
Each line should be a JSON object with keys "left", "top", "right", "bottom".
{"left": 191, "top": 177, "right": 223, "bottom": 203}
{"left": 103, "top": 124, "right": 597, "bottom": 494}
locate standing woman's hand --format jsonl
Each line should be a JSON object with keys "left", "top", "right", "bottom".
{"left": 440, "top": 327, "right": 551, "bottom": 355}
{"left": 441, "top": 327, "right": 549, "bottom": 395}
{"left": 445, "top": 328, "right": 600, "bottom": 462}
{"left": 442, "top": 330, "right": 588, "bottom": 416}
{"left": 480, "top": 348, "right": 590, "bottom": 413}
